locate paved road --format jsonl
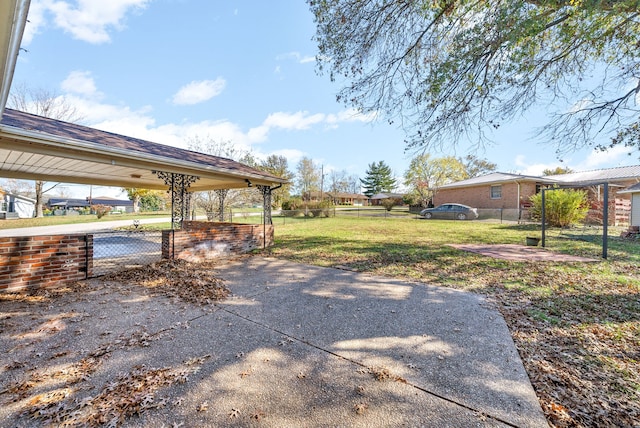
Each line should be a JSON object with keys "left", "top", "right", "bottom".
{"left": 0, "top": 217, "right": 173, "bottom": 237}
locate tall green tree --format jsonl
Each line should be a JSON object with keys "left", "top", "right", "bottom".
{"left": 122, "top": 188, "right": 165, "bottom": 212}
{"left": 296, "top": 157, "right": 321, "bottom": 199}
{"left": 308, "top": 1, "right": 640, "bottom": 155}
{"left": 404, "top": 155, "right": 467, "bottom": 206}
{"left": 360, "top": 161, "right": 396, "bottom": 197}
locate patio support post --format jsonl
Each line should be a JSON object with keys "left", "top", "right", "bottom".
{"left": 257, "top": 185, "right": 273, "bottom": 225}
{"left": 216, "top": 189, "right": 229, "bottom": 222}
{"left": 603, "top": 182, "right": 608, "bottom": 259}
{"left": 154, "top": 171, "right": 199, "bottom": 229}
{"left": 541, "top": 188, "right": 546, "bottom": 248}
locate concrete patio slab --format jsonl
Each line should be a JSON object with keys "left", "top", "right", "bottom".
{"left": 450, "top": 244, "right": 598, "bottom": 262}
{"left": 0, "top": 256, "right": 548, "bottom": 427}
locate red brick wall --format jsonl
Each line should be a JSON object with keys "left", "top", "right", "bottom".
{"left": 162, "top": 221, "right": 274, "bottom": 262}
{"left": 434, "top": 182, "right": 538, "bottom": 209}
{"left": 0, "top": 234, "right": 92, "bottom": 291}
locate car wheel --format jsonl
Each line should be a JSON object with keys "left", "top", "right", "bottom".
{"left": 456, "top": 213, "right": 467, "bottom": 220}
{"left": 424, "top": 212, "right": 433, "bottom": 219}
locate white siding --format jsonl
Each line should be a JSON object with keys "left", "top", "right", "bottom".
{"left": 632, "top": 193, "right": 640, "bottom": 227}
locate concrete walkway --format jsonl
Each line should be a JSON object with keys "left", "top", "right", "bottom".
{"left": 0, "top": 257, "right": 548, "bottom": 427}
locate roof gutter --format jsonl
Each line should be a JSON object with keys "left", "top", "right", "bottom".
{"left": 0, "top": 0, "right": 30, "bottom": 118}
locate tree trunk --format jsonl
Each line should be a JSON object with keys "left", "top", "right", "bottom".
{"left": 133, "top": 195, "right": 141, "bottom": 213}
{"left": 35, "top": 181, "right": 44, "bottom": 218}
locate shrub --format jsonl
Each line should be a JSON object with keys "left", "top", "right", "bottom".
{"left": 282, "top": 198, "right": 304, "bottom": 217}
{"left": 381, "top": 198, "right": 402, "bottom": 212}
{"left": 529, "top": 188, "right": 589, "bottom": 227}
{"left": 92, "top": 204, "right": 111, "bottom": 219}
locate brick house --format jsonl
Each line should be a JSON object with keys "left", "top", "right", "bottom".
{"left": 433, "top": 172, "right": 555, "bottom": 220}
{"left": 305, "top": 191, "right": 369, "bottom": 206}
{"left": 434, "top": 166, "right": 640, "bottom": 222}
{"left": 370, "top": 193, "right": 405, "bottom": 206}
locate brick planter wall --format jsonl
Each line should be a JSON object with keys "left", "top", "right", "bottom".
{"left": 162, "top": 221, "right": 274, "bottom": 262}
{"left": 0, "top": 234, "right": 92, "bottom": 291}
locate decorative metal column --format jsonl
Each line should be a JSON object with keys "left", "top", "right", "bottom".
{"left": 215, "top": 189, "right": 229, "bottom": 222}
{"left": 154, "top": 171, "right": 199, "bottom": 229}
{"left": 257, "top": 185, "right": 272, "bottom": 225}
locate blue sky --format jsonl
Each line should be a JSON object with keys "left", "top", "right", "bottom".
{"left": 11, "top": 0, "right": 639, "bottom": 198}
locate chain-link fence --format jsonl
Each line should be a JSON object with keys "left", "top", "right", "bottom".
{"left": 91, "top": 230, "right": 163, "bottom": 277}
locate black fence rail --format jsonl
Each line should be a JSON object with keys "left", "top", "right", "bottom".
{"left": 91, "top": 230, "right": 163, "bottom": 277}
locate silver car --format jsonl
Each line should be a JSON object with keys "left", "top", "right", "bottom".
{"left": 419, "top": 203, "right": 479, "bottom": 220}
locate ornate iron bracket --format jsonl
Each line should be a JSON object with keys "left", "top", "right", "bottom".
{"left": 215, "top": 189, "right": 229, "bottom": 221}
{"left": 154, "top": 171, "right": 199, "bottom": 228}
{"left": 256, "top": 185, "right": 272, "bottom": 225}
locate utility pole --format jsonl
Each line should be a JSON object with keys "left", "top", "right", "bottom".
{"left": 320, "top": 164, "right": 324, "bottom": 202}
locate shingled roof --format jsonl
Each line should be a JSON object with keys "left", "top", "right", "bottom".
{"left": 0, "top": 108, "right": 287, "bottom": 191}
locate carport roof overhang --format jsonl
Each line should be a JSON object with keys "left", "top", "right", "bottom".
{"left": 0, "top": 109, "right": 287, "bottom": 192}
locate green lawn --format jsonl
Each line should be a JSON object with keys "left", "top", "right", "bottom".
{"left": 262, "top": 217, "right": 639, "bottom": 428}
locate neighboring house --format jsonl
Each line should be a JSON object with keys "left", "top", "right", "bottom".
{"left": 48, "top": 197, "right": 135, "bottom": 214}
{"left": 305, "top": 191, "right": 369, "bottom": 206}
{"left": 434, "top": 166, "right": 640, "bottom": 222}
{"left": 433, "top": 172, "right": 556, "bottom": 220}
{"left": 619, "top": 182, "right": 640, "bottom": 227}
{"left": 0, "top": 190, "right": 35, "bottom": 218}
{"left": 369, "top": 193, "right": 405, "bottom": 206}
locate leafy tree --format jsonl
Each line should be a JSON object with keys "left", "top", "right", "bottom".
{"left": 258, "top": 155, "right": 293, "bottom": 208}
{"left": 530, "top": 188, "right": 589, "bottom": 227}
{"left": 542, "top": 166, "right": 575, "bottom": 176}
{"left": 7, "top": 84, "right": 84, "bottom": 217}
{"left": 308, "top": 1, "right": 640, "bottom": 155}
{"left": 139, "top": 190, "right": 166, "bottom": 211}
{"left": 122, "top": 188, "right": 152, "bottom": 213}
{"left": 187, "top": 137, "right": 260, "bottom": 219}
{"left": 296, "top": 157, "right": 321, "bottom": 199}
{"left": 460, "top": 155, "right": 497, "bottom": 179}
{"left": 403, "top": 155, "right": 466, "bottom": 206}
{"left": 360, "top": 161, "right": 396, "bottom": 197}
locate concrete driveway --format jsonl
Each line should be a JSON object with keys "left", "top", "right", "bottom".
{"left": 0, "top": 257, "right": 547, "bottom": 427}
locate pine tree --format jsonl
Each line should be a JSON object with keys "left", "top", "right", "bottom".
{"left": 360, "top": 161, "right": 396, "bottom": 198}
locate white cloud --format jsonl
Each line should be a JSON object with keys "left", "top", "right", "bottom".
{"left": 263, "top": 111, "right": 325, "bottom": 130}
{"left": 326, "top": 108, "right": 376, "bottom": 125}
{"left": 58, "top": 76, "right": 371, "bottom": 164}
{"left": 578, "top": 146, "right": 634, "bottom": 169}
{"left": 24, "top": 0, "right": 150, "bottom": 45}
{"left": 514, "top": 155, "right": 564, "bottom": 176}
{"left": 172, "top": 79, "right": 226, "bottom": 105}
{"left": 61, "top": 70, "right": 102, "bottom": 98}
{"left": 275, "top": 51, "right": 316, "bottom": 66}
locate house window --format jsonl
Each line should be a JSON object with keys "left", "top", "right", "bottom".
{"left": 490, "top": 185, "right": 502, "bottom": 199}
